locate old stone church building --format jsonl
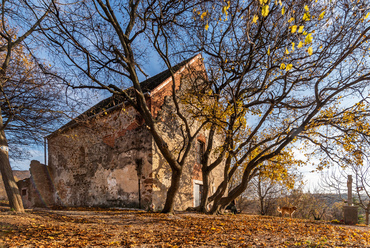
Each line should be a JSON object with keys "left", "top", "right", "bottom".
{"left": 18, "top": 54, "right": 224, "bottom": 210}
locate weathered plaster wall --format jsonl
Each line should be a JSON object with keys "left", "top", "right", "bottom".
{"left": 150, "top": 122, "right": 224, "bottom": 211}
{"left": 149, "top": 56, "right": 225, "bottom": 211}
{"left": 16, "top": 160, "right": 54, "bottom": 208}
{"left": 47, "top": 55, "right": 225, "bottom": 211}
{"left": 151, "top": 115, "right": 224, "bottom": 211}
{"left": 48, "top": 105, "right": 154, "bottom": 208}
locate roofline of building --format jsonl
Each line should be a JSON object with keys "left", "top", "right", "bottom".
{"left": 45, "top": 93, "right": 151, "bottom": 139}
{"left": 45, "top": 54, "right": 202, "bottom": 139}
{"left": 150, "top": 54, "right": 202, "bottom": 95}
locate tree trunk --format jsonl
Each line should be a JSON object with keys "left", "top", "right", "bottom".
{"left": 260, "top": 198, "right": 265, "bottom": 215}
{"left": 209, "top": 179, "right": 228, "bottom": 214}
{"left": 161, "top": 168, "right": 182, "bottom": 213}
{"left": 366, "top": 208, "right": 369, "bottom": 225}
{"left": 199, "top": 167, "right": 210, "bottom": 213}
{"left": 209, "top": 161, "right": 232, "bottom": 215}
{"left": 258, "top": 176, "right": 264, "bottom": 215}
{"left": 0, "top": 110, "right": 24, "bottom": 212}
{"left": 213, "top": 171, "right": 252, "bottom": 213}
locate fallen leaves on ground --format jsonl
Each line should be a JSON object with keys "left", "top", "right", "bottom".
{"left": 0, "top": 207, "right": 369, "bottom": 247}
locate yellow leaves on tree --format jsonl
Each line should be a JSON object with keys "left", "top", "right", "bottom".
{"left": 298, "top": 25, "right": 304, "bottom": 33}
{"left": 318, "top": 11, "right": 325, "bottom": 20}
{"left": 307, "top": 46, "right": 313, "bottom": 55}
{"left": 291, "top": 25, "right": 297, "bottom": 33}
{"left": 280, "top": 63, "right": 293, "bottom": 71}
{"left": 222, "top": 1, "right": 230, "bottom": 16}
{"left": 305, "top": 33, "right": 313, "bottom": 44}
{"left": 262, "top": 5, "right": 269, "bottom": 17}
{"left": 303, "top": 12, "right": 310, "bottom": 21}
{"left": 257, "top": 149, "right": 304, "bottom": 189}
{"left": 281, "top": 6, "right": 286, "bottom": 15}
{"left": 201, "top": 11, "right": 207, "bottom": 20}
{"left": 0, "top": 37, "right": 38, "bottom": 79}
{"left": 309, "top": 101, "right": 370, "bottom": 169}
{"left": 286, "top": 64, "right": 293, "bottom": 71}
{"left": 252, "top": 15, "right": 259, "bottom": 24}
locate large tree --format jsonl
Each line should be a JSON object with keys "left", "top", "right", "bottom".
{"left": 41, "top": 0, "right": 370, "bottom": 214}
{"left": 0, "top": 0, "right": 69, "bottom": 212}
{"left": 42, "top": 0, "right": 219, "bottom": 213}
{"left": 180, "top": 0, "right": 370, "bottom": 213}
{"left": 0, "top": 0, "right": 49, "bottom": 212}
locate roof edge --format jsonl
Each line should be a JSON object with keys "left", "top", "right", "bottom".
{"left": 46, "top": 54, "right": 202, "bottom": 138}
{"left": 150, "top": 54, "right": 202, "bottom": 95}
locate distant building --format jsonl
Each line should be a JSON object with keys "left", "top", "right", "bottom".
{"left": 16, "top": 160, "right": 54, "bottom": 208}
{"left": 0, "top": 170, "right": 30, "bottom": 200}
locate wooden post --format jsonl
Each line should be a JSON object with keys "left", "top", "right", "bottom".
{"left": 347, "top": 175, "right": 352, "bottom": 206}
{"left": 344, "top": 175, "right": 358, "bottom": 225}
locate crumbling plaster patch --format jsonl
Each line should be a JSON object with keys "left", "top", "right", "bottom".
{"left": 48, "top": 105, "right": 153, "bottom": 208}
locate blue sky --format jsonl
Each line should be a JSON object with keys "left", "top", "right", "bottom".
{"left": 9, "top": 50, "right": 326, "bottom": 192}
{"left": 10, "top": 53, "right": 166, "bottom": 171}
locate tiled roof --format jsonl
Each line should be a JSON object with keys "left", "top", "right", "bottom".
{"left": 47, "top": 55, "right": 197, "bottom": 137}
{"left": 140, "top": 56, "right": 194, "bottom": 92}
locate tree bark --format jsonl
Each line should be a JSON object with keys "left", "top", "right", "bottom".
{"left": 366, "top": 203, "right": 369, "bottom": 225}
{"left": 260, "top": 198, "right": 265, "bottom": 215}
{"left": 199, "top": 167, "right": 210, "bottom": 213}
{"left": 0, "top": 109, "right": 24, "bottom": 212}
{"left": 161, "top": 168, "right": 183, "bottom": 213}
{"left": 258, "top": 177, "right": 264, "bottom": 215}
{"left": 209, "top": 178, "right": 228, "bottom": 214}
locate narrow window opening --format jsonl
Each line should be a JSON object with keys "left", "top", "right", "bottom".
{"left": 197, "top": 140, "right": 205, "bottom": 164}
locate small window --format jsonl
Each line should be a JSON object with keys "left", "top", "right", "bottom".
{"left": 197, "top": 140, "right": 205, "bottom": 164}
{"left": 21, "top": 189, "right": 27, "bottom": 196}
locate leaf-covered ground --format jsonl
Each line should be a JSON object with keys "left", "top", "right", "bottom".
{"left": 0, "top": 206, "right": 369, "bottom": 247}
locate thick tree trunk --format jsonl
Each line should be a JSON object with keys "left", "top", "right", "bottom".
{"left": 258, "top": 178, "right": 265, "bottom": 215}
{"left": 199, "top": 167, "right": 210, "bottom": 213}
{"left": 211, "top": 168, "right": 253, "bottom": 214}
{"left": 209, "top": 156, "right": 233, "bottom": 214}
{"left": 260, "top": 198, "right": 265, "bottom": 215}
{"left": 161, "top": 169, "right": 182, "bottom": 213}
{"left": 0, "top": 111, "right": 24, "bottom": 212}
{"left": 209, "top": 179, "right": 228, "bottom": 214}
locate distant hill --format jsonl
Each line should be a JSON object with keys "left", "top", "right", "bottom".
{"left": 0, "top": 170, "right": 30, "bottom": 200}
